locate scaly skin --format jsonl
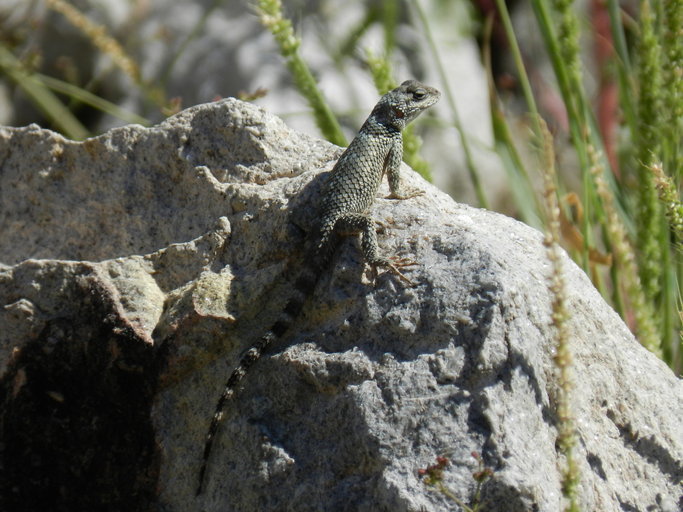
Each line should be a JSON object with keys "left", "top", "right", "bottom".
{"left": 196, "top": 80, "right": 440, "bottom": 496}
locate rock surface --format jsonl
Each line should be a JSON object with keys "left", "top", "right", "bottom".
{"left": 1, "top": 0, "right": 506, "bottom": 208}
{"left": 0, "top": 99, "right": 681, "bottom": 512}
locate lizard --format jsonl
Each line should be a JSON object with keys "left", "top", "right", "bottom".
{"left": 196, "top": 79, "right": 440, "bottom": 496}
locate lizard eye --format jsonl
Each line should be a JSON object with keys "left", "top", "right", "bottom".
{"left": 413, "top": 88, "right": 426, "bottom": 100}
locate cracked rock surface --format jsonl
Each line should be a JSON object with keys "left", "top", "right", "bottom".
{"left": 1, "top": 99, "right": 681, "bottom": 512}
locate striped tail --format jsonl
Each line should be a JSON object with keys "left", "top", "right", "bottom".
{"left": 196, "top": 264, "right": 321, "bottom": 495}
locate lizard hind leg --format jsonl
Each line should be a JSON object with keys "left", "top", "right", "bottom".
{"left": 335, "top": 213, "right": 416, "bottom": 285}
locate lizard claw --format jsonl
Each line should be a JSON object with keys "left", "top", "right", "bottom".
{"left": 385, "top": 263, "right": 416, "bottom": 286}
{"left": 386, "top": 188, "right": 425, "bottom": 200}
{"left": 389, "top": 257, "right": 418, "bottom": 268}
{"left": 372, "top": 256, "right": 418, "bottom": 286}
{"left": 375, "top": 219, "right": 388, "bottom": 233}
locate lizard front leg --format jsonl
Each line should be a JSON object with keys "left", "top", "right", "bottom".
{"left": 385, "top": 139, "right": 424, "bottom": 200}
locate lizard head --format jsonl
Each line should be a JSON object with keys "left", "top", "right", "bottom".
{"left": 374, "top": 80, "right": 441, "bottom": 131}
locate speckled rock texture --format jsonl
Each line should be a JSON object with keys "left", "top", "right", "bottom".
{"left": 0, "top": 99, "right": 681, "bottom": 512}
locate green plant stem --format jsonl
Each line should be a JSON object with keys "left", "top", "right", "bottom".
{"left": 0, "top": 45, "right": 89, "bottom": 140}
{"left": 539, "top": 119, "right": 581, "bottom": 512}
{"left": 37, "top": 74, "right": 151, "bottom": 126}
{"left": 529, "top": 0, "right": 592, "bottom": 271}
{"left": 635, "top": 0, "right": 664, "bottom": 304}
{"left": 494, "top": 0, "right": 540, "bottom": 127}
{"left": 606, "top": 0, "right": 637, "bottom": 132}
{"left": 160, "top": 0, "right": 230, "bottom": 87}
{"left": 381, "top": 0, "right": 399, "bottom": 57}
{"left": 489, "top": 0, "right": 542, "bottom": 225}
{"left": 408, "top": 0, "right": 488, "bottom": 208}
{"left": 591, "top": 146, "right": 662, "bottom": 356}
{"left": 661, "top": 0, "right": 682, "bottom": 180}
{"left": 436, "top": 482, "right": 473, "bottom": 512}
{"left": 256, "top": 0, "right": 346, "bottom": 147}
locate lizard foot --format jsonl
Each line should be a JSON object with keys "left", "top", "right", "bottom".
{"left": 372, "top": 257, "right": 418, "bottom": 286}
{"left": 386, "top": 188, "right": 425, "bottom": 200}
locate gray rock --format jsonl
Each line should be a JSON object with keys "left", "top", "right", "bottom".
{"left": 0, "top": 99, "right": 681, "bottom": 512}
{"left": 0, "top": 0, "right": 504, "bottom": 207}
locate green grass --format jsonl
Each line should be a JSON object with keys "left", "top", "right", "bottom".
{"left": 475, "top": 0, "right": 680, "bottom": 370}
{"left": 0, "top": 44, "right": 89, "bottom": 140}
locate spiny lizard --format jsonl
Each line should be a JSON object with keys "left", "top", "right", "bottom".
{"left": 196, "top": 80, "right": 440, "bottom": 495}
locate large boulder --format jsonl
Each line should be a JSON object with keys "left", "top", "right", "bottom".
{"left": 0, "top": 99, "right": 681, "bottom": 512}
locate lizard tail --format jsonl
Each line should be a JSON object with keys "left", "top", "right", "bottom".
{"left": 196, "top": 265, "right": 320, "bottom": 496}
